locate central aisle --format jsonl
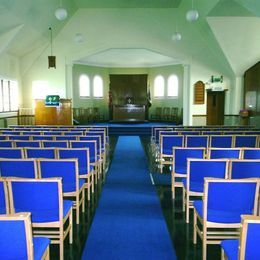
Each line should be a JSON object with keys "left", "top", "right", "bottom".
{"left": 82, "top": 136, "right": 176, "bottom": 260}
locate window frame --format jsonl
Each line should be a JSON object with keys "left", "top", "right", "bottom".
{"left": 79, "top": 74, "right": 90, "bottom": 98}
{"left": 93, "top": 75, "right": 104, "bottom": 99}
{"left": 167, "top": 74, "right": 179, "bottom": 99}
{"left": 153, "top": 75, "right": 165, "bottom": 99}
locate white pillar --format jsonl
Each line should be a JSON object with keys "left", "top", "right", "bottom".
{"left": 232, "top": 76, "right": 243, "bottom": 114}
{"left": 65, "top": 63, "right": 73, "bottom": 102}
{"left": 183, "top": 64, "right": 191, "bottom": 125}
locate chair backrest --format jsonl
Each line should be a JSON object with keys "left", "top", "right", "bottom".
{"left": 24, "top": 147, "right": 56, "bottom": 159}
{"left": 229, "top": 159, "right": 260, "bottom": 179}
{"left": 239, "top": 215, "right": 260, "bottom": 260}
{"left": 7, "top": 178, "right": 63, "bottom": 223}
{"left": 55, "top": 135, "right": 77, "bottom": 141}
{"left": 187, "top": 159, "right": 228, "bottom": 192}
{"left": 0, "top": 140, "right": 14, "bottom": 147}
{"left": 0, "top": 179, "right": 8, "bottom": 214}
{"left": 79, "top": 135, "right": 102, "bottom": 155}
{"left": 57, "top": 148, "right": 90, "bottom": 176}
{"left": 161, "top": 135, "right": 184, "bottom": 155}
{"left": 14, "top": 140, "right": 41, "bottom": 148}
{"left": 42, "top": 140, "right": 68, "bottom": 148}
{"left": 210, "top": 135, "right": 233, "bottom": 148}
{"left": 70, "top": 141, "right": 97, "bottom": 163}
{"left": 208, "top": 148, "right": 242, "bottom": 159}
{"left": 8, "top": 135, "right": 30, "bottom": 140}
{"left": 185, "top": 135, "right": 209, "bottom": 148}
{"left": 0, "top": 158, "right": 37, "bottom": 178}
{"left": 38, "top": 159, "right": 79, "bottom": 193}
{"left": 242, "top": 148, "right": 260, "bottom": 159}
{"left": 0, "top": 148, "right": 24, "bottom": 158}
{"left": 204, "top": 178, "right": 259, "bottom": 221}
{"left": 32, "top": 135, "right": 53, "bottom": 141}
{"left": 173, "top": 148, "right": 206, "bottom": 174}
{"left": 234, "top": 135, "right": 257, "bottom": 148}
{"left": 0, "top": 212, "right": 34, "bottom": 259}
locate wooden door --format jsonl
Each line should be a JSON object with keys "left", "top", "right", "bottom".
{"left": 206, "top": 91, "right": 225, "bottom": 125}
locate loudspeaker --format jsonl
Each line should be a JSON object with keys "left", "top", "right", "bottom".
{"left": 48, "top": 56, "right": 56, "bottom": 68}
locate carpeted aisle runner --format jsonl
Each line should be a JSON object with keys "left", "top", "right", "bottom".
{"left": 81, "top": 136, "right": 176, "bottom": 260}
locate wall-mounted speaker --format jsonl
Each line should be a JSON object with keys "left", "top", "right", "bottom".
{"left": 48, "top": 56, "right": 56, "bottom": 68}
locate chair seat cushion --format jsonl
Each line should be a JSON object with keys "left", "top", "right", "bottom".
{"left": 193, "top": 201, "right": 252, "bottom": 223}
{"left": 63, "top": 200, "right": 73, "bottom": 218}
{"left": 175, "top": 165, "right": 186, "bottom": 174}
{"left": 182, "top": 179, "right": 203, "bottom": 192}
{"left": 33, "top": 237, "right": 50, "bottom": 260}
{"left": 220, "top": 239, "right": 238, "bottom": 260}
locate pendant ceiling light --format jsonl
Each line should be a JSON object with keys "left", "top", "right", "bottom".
{"left": 48, "top": 27, "right": 56, "bottom": 69}
{"left": 55, "top": 0, "right": 67, "bottom": 21}
{"left": 186, "top": 0, "right": 199, "bottom": 22}
{"left": 172, "top": 14, "right": 181, "bottom": 42}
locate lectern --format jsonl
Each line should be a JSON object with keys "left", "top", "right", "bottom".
{"left": 34, "top": 99, "right": 72, "bottom": 125}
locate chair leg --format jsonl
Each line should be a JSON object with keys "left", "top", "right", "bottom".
{"left": 171, "top": 173, "right": 175, "bottom": 199}
{"left": 69, "top": 211, "right": 73, "bottom": 244}
{"left": 186, "top": 193, "right": 189, "bottom": 223}
{"left": 202, "top": 224, "right": 207, "bottom": 260}
{"left": 76, "top": 195, "right": 79, "bottom": 225}
{"left": 193, "top": 211, "right": 197, "bottom": 244}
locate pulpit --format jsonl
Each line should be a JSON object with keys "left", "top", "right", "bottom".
{"left": 34, "top": 99, "right": 72, "bottom": 125}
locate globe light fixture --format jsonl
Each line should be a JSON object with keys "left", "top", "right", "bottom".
{"left": 172, "top": 32, "right": 182, "bottom": 41}
{"left": 186, "top": 0, "right": 199, "bottom": 22}
{"left": 55, "top": 8, "right": 67, "bottom": 20}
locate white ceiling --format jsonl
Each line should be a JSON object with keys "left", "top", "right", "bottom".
{"left": 0, "top": 0, "right": 259, "bottom": 75}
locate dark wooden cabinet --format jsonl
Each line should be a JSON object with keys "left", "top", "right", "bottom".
{"left": 113, "top": 105, "right": 145, "bottom": 122}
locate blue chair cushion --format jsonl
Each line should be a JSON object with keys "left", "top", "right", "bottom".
{"left": 193, "top": 201, "right": 252, "bottom": 223}
{"left": 79, "top": 179, "right": 85, "bottom": 189}
{"left": 182, "top": 179, "right": 203, "bottom": 192}
{"left": 175, "top": 165, "right": 186, "bottom": 174}
{"left": 220, "top": 239, "right": 238, "bottom": 260}
{"left": 33, "top": 237, "right": 50, "bottom": 260}
{"left": 63, "top": 200, "right": 73, "bottom": 218}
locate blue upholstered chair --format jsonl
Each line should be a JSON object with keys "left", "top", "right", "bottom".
{"left": 32, "top": 135, "right": 53, "bottom": 141}
{"left": 242, "top": 148, "right": 260, "bottom": 159}
{"left": 0, "top": 158, "right": 38, "bottom": 178}
{"left": 38, "top": 158, "right": 85, "bottom": 224}
{"left": 171, "top": 147, "right": 206, "bottom": 199}
{"left": 193, "top": 178, "right": 260, "bottom": 260}
{"left": 207, "top": 148, "right": 242, "bottom": 159}
{"left": 160, "top": 135, "right": 184, "bottom": 173}
{"left": 210, "top": 135, "right": 233, "bottom": 148}
{"left": 234, "top": 135, "right": 257, "bottom": 148}
{"left": 0, "top": 148, "right": 24, "bottom": 158}
{"left": 229, "top": 159, "right": 260, "bottom": 179}
{"left": 183, "top": 159, "right": 228, "bottom": 223}
{"left": 221, "top": 215, "right": 260, "bottom": 260}
{"left": 70, "top": 141, "right": 99, "bottom": 183}
{"left": 0, "top": 140, "right": 14, "bottom": 147}
{"left": 7, "top": 178, "right": 73, "bottom": 260}
{"left": 8, "top": 135, "right": 30, "bottom": 140}
{"left": 55, "top": 135, "right": 77, "bottom": 141}
{"left": 24, "top": 147, "right": 56, "bottom": 159}
{"left": 185, "top": 135, "right": 209, "bottom": 148}
{"left": 57, "top": 148, "right": 93, "bottom": 200}
{"left": 14, "top": 140, "right": 41, "bottom": 148}
{"left": 42, "top": 140, "right": 68, "bottom": 148}
{"left": 0, "top": 212, "right": 50, "bottom": 260}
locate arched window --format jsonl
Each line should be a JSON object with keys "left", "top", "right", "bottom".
{"left": 93, "top": 75, "right": 103, "bottom": 98}
{"left": 154, "top": 75, "right": 164, "bottom": 97}
{"left": 167, "top": 75, "right": 178, "bottom": 97}
{"left": 79, "top": 74, "right": 90, "bottom": 97}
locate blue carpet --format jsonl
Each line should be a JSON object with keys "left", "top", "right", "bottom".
{"left": 81, "top": 136, "right": 176, "bottom": 260}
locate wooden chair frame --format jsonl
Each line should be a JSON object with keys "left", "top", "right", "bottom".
{"left": 193, "top": 178, "right": 260, "bottom": 260}
{"left": 7, "top": 178, "right": 73, "bottom": 260}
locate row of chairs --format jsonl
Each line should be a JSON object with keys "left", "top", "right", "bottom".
{"left": 0, "top": 158, "right": 86, "bottom": 224}
{"left": 157, "top": 135, "right": 259, "bottom": 172}
{"left": 0, "top": 177, "right": 73, "bottom": 259}
{"left": 171, "top": 147, "right": 260, "bottom": 199}
{"left": 150, "top": 107, "right": 180, "bottom": 122}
